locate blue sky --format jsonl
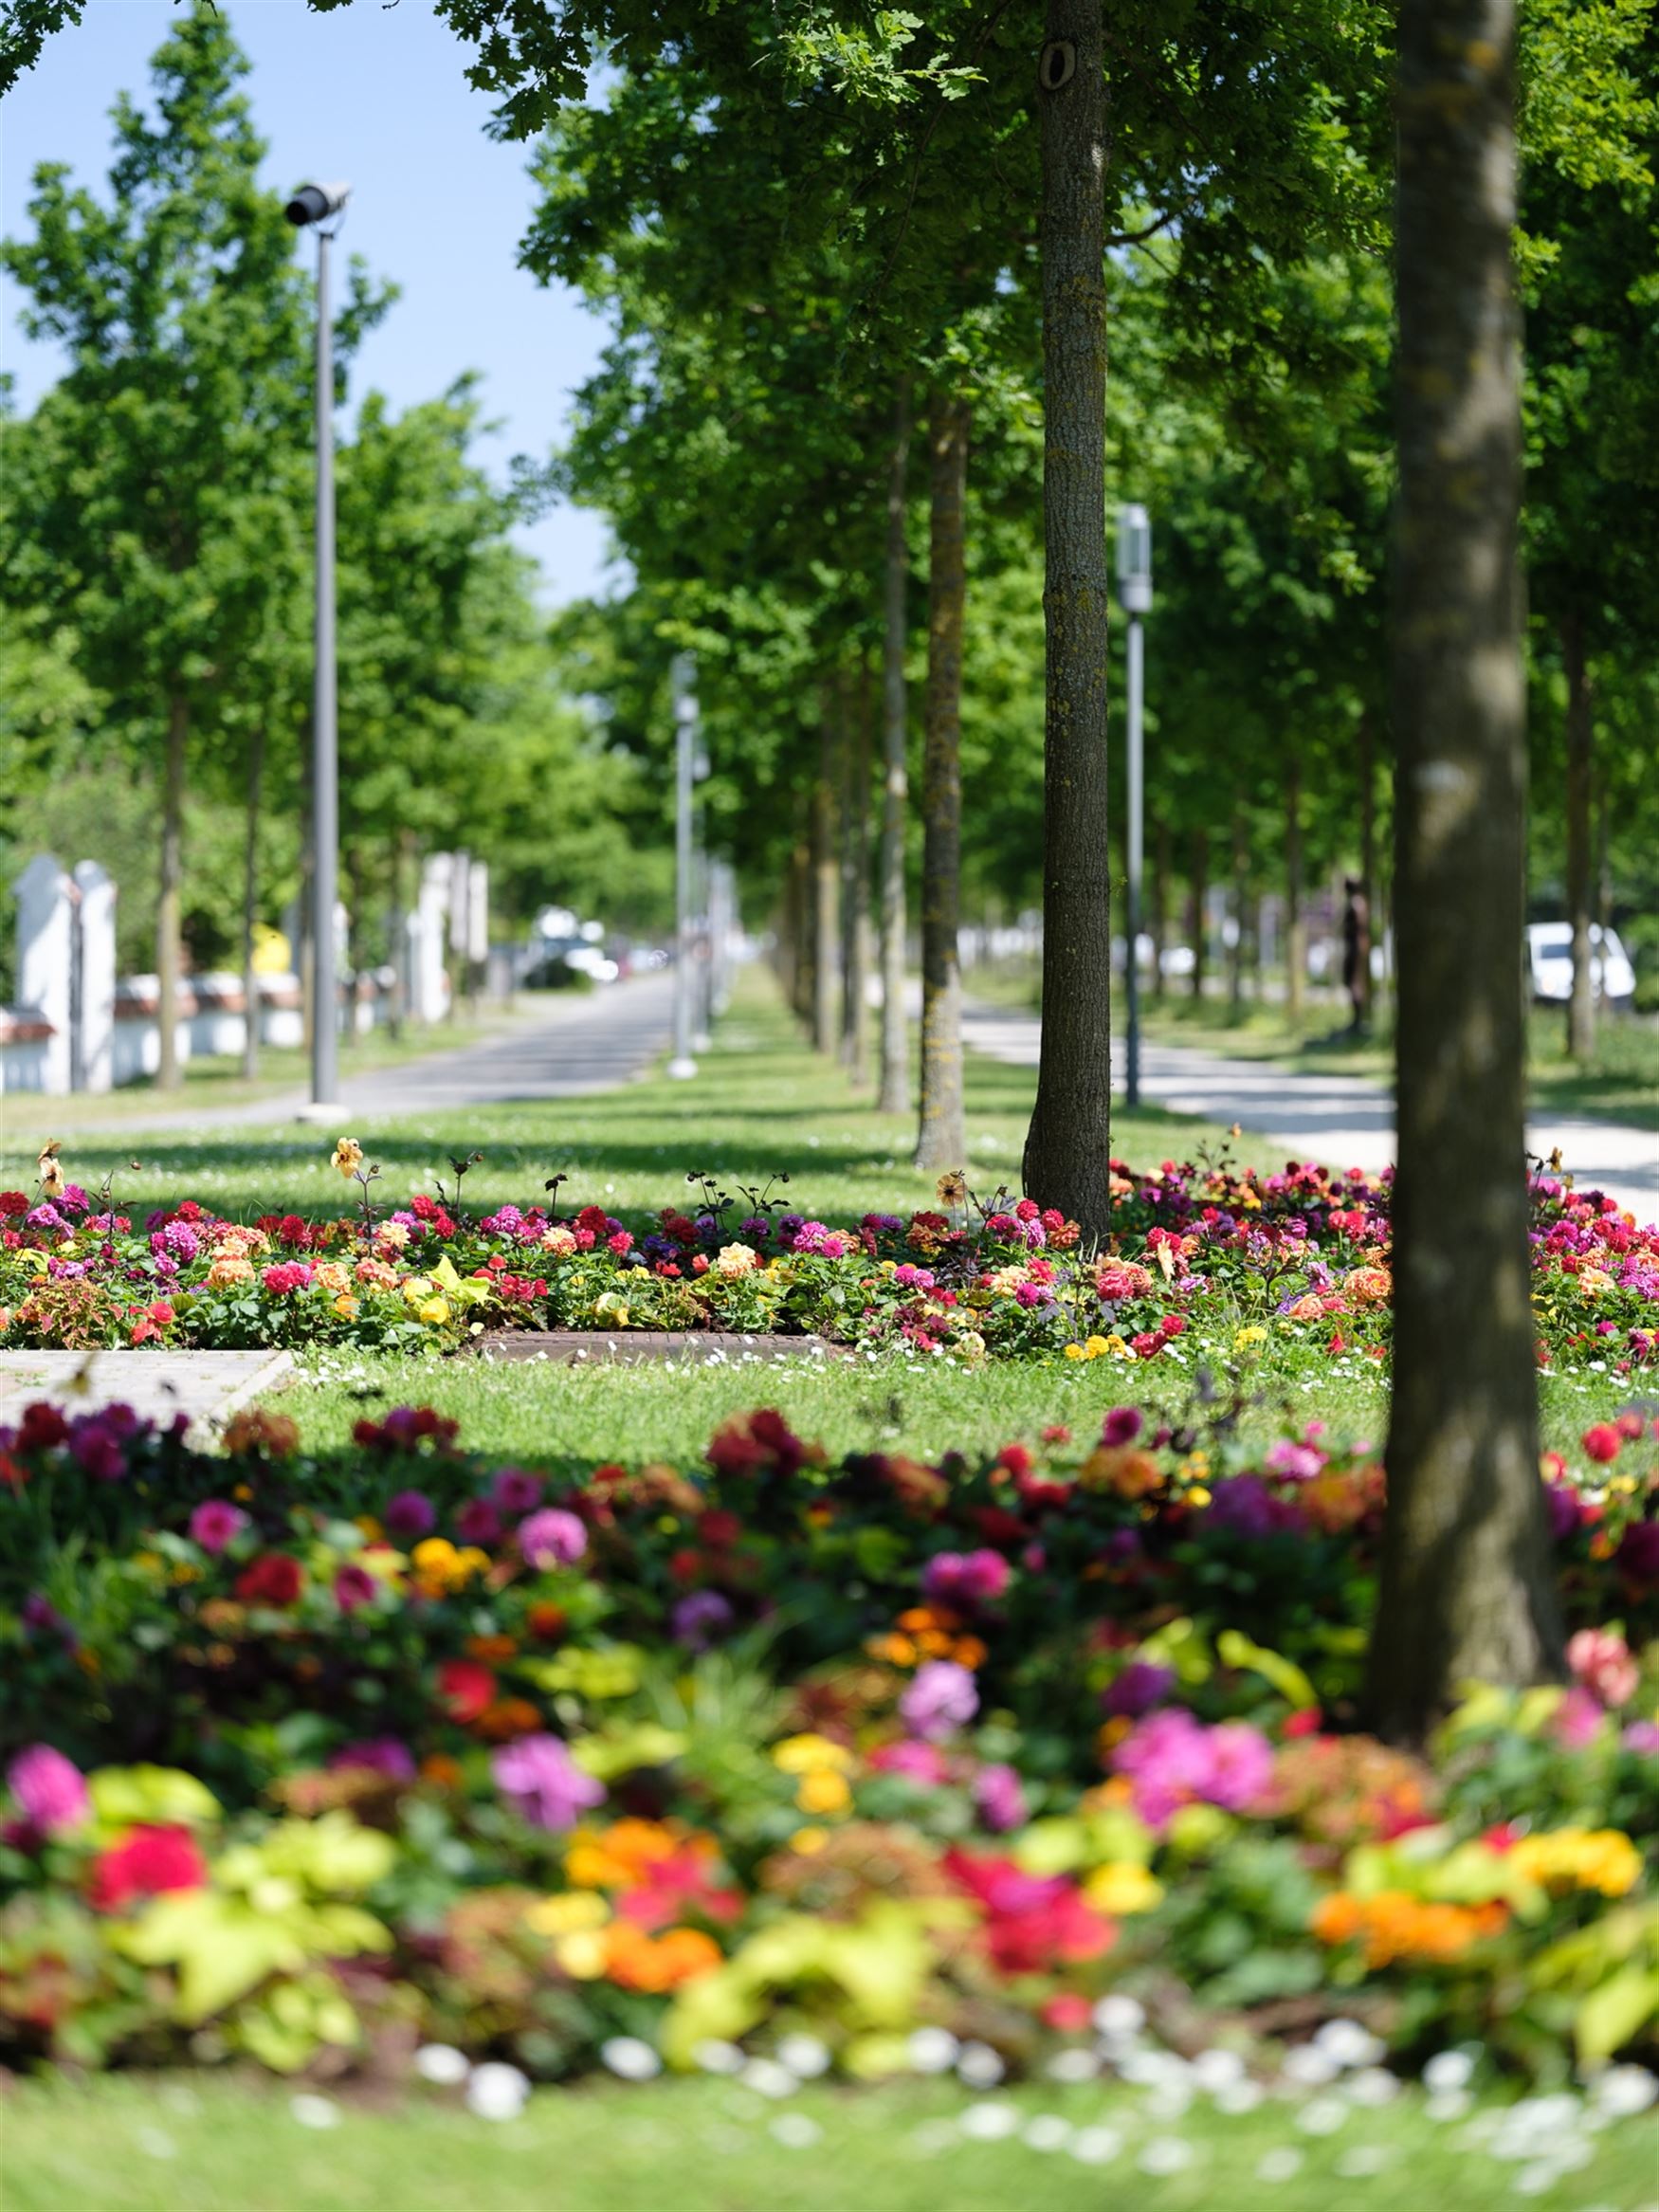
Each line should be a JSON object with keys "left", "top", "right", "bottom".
{"left": 0, "top": 0, "right": 616, "bottom": 603}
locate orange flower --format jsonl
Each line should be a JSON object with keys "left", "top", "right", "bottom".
{"left": 477, "top": 1697, "right": 543, "bottom": 1741}
{"left": 1312, "top": 1889, "right": 1507, "bottom": 1967}
{"left": 1079, "top": 1446, "right": 1162, "bottom": 1500}
{"left": 600, "top": 1921, "right": 722, "bottom": 1992}
{"left": 951, "top": 1636, "right": 988, "bottom": 1670}
{"left": 466, "top": 1634, "right": 520, "bottom": 1665}
{"left": 420, "top": 1753, "right": 464, "bottom": 1791}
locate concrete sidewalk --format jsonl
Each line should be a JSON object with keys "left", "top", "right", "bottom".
{"left": 962, "top": 1001, "right": 1659, "bottom": 1221}
{"left": 27, "top": 975, "right": 677, "bottom": 1139}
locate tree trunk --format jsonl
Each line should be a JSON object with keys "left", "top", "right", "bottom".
{"left": 1229, "top": 807, "right": 1248, "bottom": 1015}
{"left": 842, "top": 660, "right": 873, "bottom": 1086}
{"left": 1022, "top": 0, "right": 1112, "bottom": 1231}
{"left": 1366, "top": 0, "right": 1560, "bottom": 1742}
{"left": 1189, "top": 828, "right": 1209, "bottom": 1001}
{"left": 812, "top": 697, "right": 839, "bottom": 1055}
{"left": 1562, "top": 612, "right": 1595, "bottom": 1061}
{"left": 789, "top": 840, "right": 812, "bottom": 1024}
{"left": 915, "top": 393, "right": 970, "bottom": 1173}
{"left": 1285, "top": 755, "right": 1305, "bottom": 1024}
{"left": 1357, "top": 705, "right": 1376, "bottom": 1027}
{"left": 240, "top": 722, "right": 264, "bottom": 1080}
{"left": 156, "top": 694, "right": 188, "bottom": 1091}
{"left": 877, "top": 379, "right": 912, "bottom": 1114}
{"left": 1151, "top": 818, "right": 1168, "bottom": 1002}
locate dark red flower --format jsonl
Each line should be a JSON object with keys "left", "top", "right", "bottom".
{"left": 235, "top": 1553, "right": 303, "bottom": 1607}
{"left": 17, "top": 1403, "right": 68, "bottom": 1453}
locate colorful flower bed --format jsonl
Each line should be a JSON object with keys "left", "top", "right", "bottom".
{"left": 2, "top": 1146, "right": 1656, "bottom": 1369}
{"left": 2, "top": 1393, "right": 1655, "bottom": 2088}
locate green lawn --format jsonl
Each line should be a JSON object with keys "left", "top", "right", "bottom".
{"left": 7, "top": 2070, "right": 1655, "bottom": 2212}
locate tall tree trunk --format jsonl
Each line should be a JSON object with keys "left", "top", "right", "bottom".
{"left": 843, "top": 660, "right": 873, "bottom": 1086}
{"left": 915, "top": 393, "right": 970, "bottom": 1172}
{"left": 1285, "top": 755, "right": 1305, "bottom": 1024}
{"left": 156, "top": 694, "right": 188, "bottom": 1091}
{"left": 878, "top": 379, "right": 912, "bottom": 1114}
{"left": 1189, "top": 828, "right": 1209, "bottom": 1001}
{"left": 1150, "top": 818, "right": 1168, "bottom": 1002}
{"left": 1023, "top": 0, "right": 1112, "bottom": 1231}
{"left": 812, "top": 697, "right": 839, "bottom": 1054}
{"left": 1230, "top": 807, "right": 1248, "bottom": 1015}
{"left": 1562, "top": 612, "right": 1595, "bottom": 1061}
{"left": 789, "top": 840, "right": 812, "bottom": 1024}
{"left": 1357, "top": 705, "right": 1376, "bottom": 1027}
{"left": 1366, "top": 0, "right": 1560, "bottom": 1741}
{"left": 240, "top": 722, "right": 264, "bottom": 1080}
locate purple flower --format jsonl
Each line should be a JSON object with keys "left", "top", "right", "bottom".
{"left": 334, "top": 1563, "right": 378, "bottom": 1613}
{"left": 492, "top": 1734, "right": 606, "bottom": 1831}
{"left": 1544, "top": 1484, "right": 1581, "bottom": 1544}
{"left": 1204, "top": 1722, "right": 1276, "bottom": 1811}
{"left": 27, "top": 1204, "right": 64, "bottom": 1232}
{"left": 974, "top": 1763, "right": 1029, "bottom": 1834}
{"left": 385, "top": 1490, "right": 436, "bottom": 1542}
{"left": 8, "top": 1745, "right": 89, "bottom": 1835}
{"left": 671, "top": 1590, "right": 734, "bottom": 1650}
{"left": 67, "top": 1417, "right": 128, "bottom": 1483}
{"left": 518, "top": 1508, "right": 588, "bottom": 1569}
{"left": 1621, "top": 1720, "right": 1659, "bottom": 1757}
{"left": 1101, "top": 1661, "right": 1176, "bottom": 1719}
{"left": 456, "top": 1498, "right": 503, "bottom": 1546}
{"left": 159, "top": 1218, "right": 201, "bottom": 1263}
{"left": 329, "top": 1738, "right": 416, "bottom": 1782}
{"left": 1204, "top": 1475, "right": 1305, "bottom": 1540}
{"left": 490, "top": 1468, "right": 543, "bottom": 1516}
{"left": 922, "top": 1548, "right": 1012, "bottom": 1610}
{"left": 190, "top": 1498, "right": 248, "bottom": 1555}
{"left": 1616, "top": 1519, "right": 1659, "bottom": 1583}
{"left": 1103, "top": 1406, "right": 1143, "bottom": 1448}
{"left": 899, "top": 1660, "right": 979, "bottom": 1743}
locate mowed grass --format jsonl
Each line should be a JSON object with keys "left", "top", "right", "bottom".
{"left": 7, "top": 2070, "right": 1658, "bottom": 2212}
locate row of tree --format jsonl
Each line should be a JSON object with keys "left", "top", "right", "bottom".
{"left": 0, "top": 16, "right": 670, "bottom": 1071}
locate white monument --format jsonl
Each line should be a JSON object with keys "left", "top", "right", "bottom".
{"left": 71, "top": 860, "right": 116, "bottom": 1092}
{"left": 13, "top": 852, "right": 72, "bottom": 1094}
{"left": 412, "top": 853, "right": 452, "bottom": 1024}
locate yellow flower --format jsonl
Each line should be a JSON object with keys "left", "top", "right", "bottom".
{"left": 1233, "top": 1325, "right": 1268, "bottom": 1353}
{"left": 333, "top": 1292, "right": 360, "bottom": 1321}
{"left": 541, "top": 1226, "right": 578, "bottom": 1255}
{"left": 376, "top": 1221, "right": 410, "bottom": 1252}
{"left": 556, "top": 1929, "right": 611, "bottom": 1979}
{"left": 1085, "top": 1863, "right": 1165, "bottom": 1916}
{"left": 1510, "top": 1826, "right": 1640, "bottom": 1898}
{"left": 936, "top": 1171, "right": 968, "bottom": 1209}
{"left": 207, "top": 1256, "right": 255, "bottom": 1289}
{"left": 525, "top": 1892, "right": 611, "bottom": 1937}
{"left": 332, "top": 1137, "right": 364, "bottom": 1178}
{"left": 717, "top": 1243, "right": 757, "bottom": 1278}
{"left": 417, "top": 1295, "right": 450, "bottom": 1326}
{"left": 314, "top": 1261, "right": 351, "bottom": 1295}
{"left": 1064, "top": 1343, "right": 1086, "bottom": 1362}
{"left": 796, "top": 1769, "right": 852, "bottom": 1816}
{"left": 37, "top": 1143, "right": 65, "bottom": 1198}
{"left": 791, "top": 1827, "right": 829, "bottom": 1856}
{"left": 772, "top": 1733, "right": 854, "bottom": 1775}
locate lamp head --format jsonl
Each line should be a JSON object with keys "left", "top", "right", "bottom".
{"left": 1117, "top": 502, "right": 1152, "bottom": 613}
{"left": 285, "top": 182, "right": 352, "bottom": 228}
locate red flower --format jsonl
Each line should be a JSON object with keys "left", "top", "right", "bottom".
{"left": 17, "top": 1403, "right": 68, "bottom": 1452}
{"left": 90, "top": 1823, "right": 207, "bottom": 1913}
{"left": 235, "top": 1554, "right": 303, "bottom": 1607}
{"left": 943, "top": 1848, "right": 1114, "bottom": 1977}
{"left": 0, "top": 1191, "right": 29, "bottom": 1216}
{"left": 697, "top": 1510, "right": 743, "bottom": 1548}
{"left": 1582, "top": 1422, "right": 1622, "bottom": 1464}
{"left": 438, "top": 1659, "right": 496, "bottom": 1723}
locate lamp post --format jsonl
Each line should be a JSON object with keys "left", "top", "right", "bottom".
{"left": 1118, "top": 503, "right": 1152, "bottom": 1110}
{"left": 666, "top": 654, "right": 699, "bottom": 1079}
{"left": 284, "top": 181, "right": 351, "bottom": 1114}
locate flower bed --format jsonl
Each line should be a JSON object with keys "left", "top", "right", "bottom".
{"left": 2, "top": 1392, "right": 1655, "bottom": 2089}
{"left": 3, "top": 1148, "right": 1655, "bottom": 1369}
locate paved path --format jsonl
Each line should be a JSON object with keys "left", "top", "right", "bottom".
{"left": 31, "top": 976, "right": 677, "bottom": 1138}
{"left": 0, "top": 1348, "right": 293, "bottom": 1439}
{"left": 962, "top": 1001, "right": 1659, "bottom": 1221}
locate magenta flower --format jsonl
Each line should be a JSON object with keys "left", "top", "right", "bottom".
{"left": 329, "top": 1738, "right": 415, "bottom": 1782}
{"left": 899, "top": 1660, "right": 979, "bottom": 1743}
{"left": 490, "top": 1468, "right": 543, "bottom": 1516}
{"left": 1103, "top": 1406, "right": 1143, "bottom": 1447}
{"left": 1202, "top": 1722, "right": 1275, "bottom": 1812}
{"left": 455, "top": 1497, "right": 503, "bottom": 1546}
{"left": 334, "top": 1563, "right": 378, "bottom": 1614}
{"left": 8, "top": 1744, "right": 89, "bottom": 1835}
{"left": 1101, "top": 1660, "right": 1176, "bottom": 1719}
{"left": 1552, "top": 1686, "right": 1607, "bottom": 1750}
{"left": 867, "top": 1740, "right": 950, "bottom": 1784}
{"left": 189, "top": 1498, "right": 248, "bottom": 1555}
{"left": 518, "top": 1508, "right": 588, "bottom": 1569}
{"left": 1264, "top": 1438, "right": 1324, "bottom": 1482}
{"left": 1111, "top": 1709, "right": 1273, "bottom": 1831}
{"left": 492, "top": 1734, "right": 606, "bottom": 1831}
{"left": 974, "top": 1763, "right": 1029, "bottom": 1834}
{"left": 922, "top": 1548, "right": 1012, "bottom": 1610}
{"left": 1622, "top": 1720, "right": 1659, "bottom": 1757}
{"left": 671, "top": 1590, "right": 734, "bottom": 1650}
{"left": 384, "top": 1490, "right": 436, "bottom": 1541}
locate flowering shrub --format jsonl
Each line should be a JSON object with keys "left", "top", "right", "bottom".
{"left": 1, "top": 1152, "right": 1654, "bottom": 1370}
{"left": 1, "top": 1392, "right": 1655, "bottom": 2084}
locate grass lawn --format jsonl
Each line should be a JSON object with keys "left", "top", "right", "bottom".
{"left": 7, "top": 2069, "right": 1656, "bottom": 2212}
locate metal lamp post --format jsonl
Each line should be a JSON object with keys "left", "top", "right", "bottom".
{"left": 1118, "top": 503, "right": 1152, "bottom": 1110}
{"left": 284, "top": 181, "right": 351, "bottom": 1114}
{"left": 666, "top": 655, "right": 699, "bottom": 1079}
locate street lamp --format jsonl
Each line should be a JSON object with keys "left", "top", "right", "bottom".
{"left": 285, "top": 181, "right": 351, "bottom": 1115}
{"left": 666, "top": 655, "right": 699, "bottom": 1079}
{"left": 1118, "top": 503, "right": 1152, "bottom": 1110}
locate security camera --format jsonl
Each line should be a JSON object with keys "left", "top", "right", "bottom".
{"left": 285, "top": 182, "right": 352, "bottom": 227}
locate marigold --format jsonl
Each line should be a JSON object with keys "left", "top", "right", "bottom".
{"left": 796, "top": 1768, "right": 853, "bottom": 1816}
{"left": 601, "top": 1921, "right": 721, "bottom": 1992}
{"left": 772, "top": 1733, "right": 854, "bottom": 1775}
{"left": 1510, "top": 1826, "right": 1640, "bottom": 1898}
{"left": 1085, "top": 1862, "right": 1164, "bottom": 1915}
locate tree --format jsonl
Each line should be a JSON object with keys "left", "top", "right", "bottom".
{"left": 0, "top": 6, "right": 380, "bottom": 1085}
{"left": 1365, "top": 0, "right": 1562, "bottom": 1740}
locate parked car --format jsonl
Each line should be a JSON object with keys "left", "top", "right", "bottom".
{"left": 1526, "top": 922, "right": 1636, "bottom": 1010}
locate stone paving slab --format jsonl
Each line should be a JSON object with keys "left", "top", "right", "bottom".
{"left": 0, "top": 1348, "right": 294, "bottom": 1440}
{"left": 473, "top": 1330, "right": 845, "bottom": 1365}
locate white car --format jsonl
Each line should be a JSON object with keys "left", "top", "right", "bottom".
{"left": 1527, "top": 922, "right": 1635, "bottom": 1010}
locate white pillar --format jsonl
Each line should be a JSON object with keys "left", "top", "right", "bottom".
{"left": 414, "top": 854, "right": 452, "bottom": 1023}
{"left": 13, "top": 853, "right": 72, "bottom": 1094}
{"left": 72, "top": 860, "right": 117, "bottom": 1092}
{"left": 466, "top": 861, "right": 489, "bottom": 965}
{"left": 448, "top": 850, "right": 471, "bottom": 957}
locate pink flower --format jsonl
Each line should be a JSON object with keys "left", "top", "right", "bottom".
{"left": 899, "top": 1660, "right": 978, "bottom": 1742}
{"left": 334, "top": 1563, "right": 378, "bottom": 1614}
{"left": 1566, "top": 1628, "right": 1639, "bottom": 1709}
{"left": 189, "top": 1498, "right": 247, "bottom": 1555}
{"left": 974, "top": 1763, "right": 1029, "bottom": 1833}
{"left": 867, "top": 1740, "right": 950, "bottom": 1784}
{"left": 1111, "top": 1709, "right": 1273, "bottom": 1831}
{"left": 1581, "top": 1422, "right": 1622, "bottom": 1464}
{"left": 492, "top": 1734, "right": 606, "bottom": 1831}
{"left": 8, "top": 1744, "right": 89, "bottom": 1835}
{"left": 922, "top": 1548, "right": 1011, "bottom": 1610}
{"left": 1264, "top": 1438, "right": 1324, "bottom": 1482}
{"left": 261, "top": 1261, "right": 315, "bottom": 1296}
{"left": 518, "top": 1508, "right": 588, "bottom": 1569}
{"left": 1552, "top": 1685, "right": 1607, "bottom": 1750}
